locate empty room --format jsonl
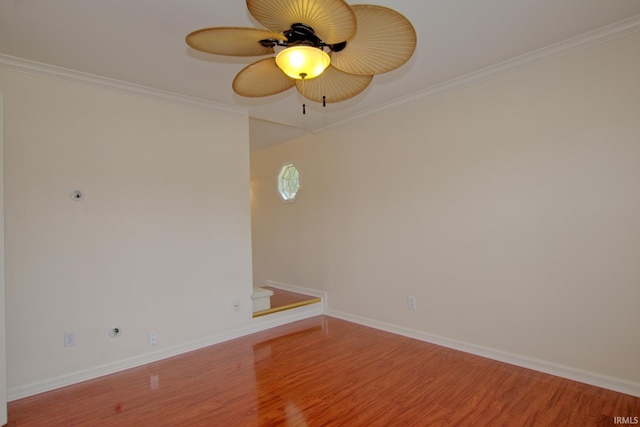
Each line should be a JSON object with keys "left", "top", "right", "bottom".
{"left": 0, "top": 1, "right": 639, "bottom": 425}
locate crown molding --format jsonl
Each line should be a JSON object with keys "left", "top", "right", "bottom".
{"left": 1, "top": 14, "right": 638, "bottom": 131}
{"left": 312, "top": 14, "right": 640, "bottom": 135}
{"left": 0, "top": 54, "right": 248, "bottom": 115}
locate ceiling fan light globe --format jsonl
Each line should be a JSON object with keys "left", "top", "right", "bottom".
{"left": 275, "top": 46, "right": 330, "bottom": 80}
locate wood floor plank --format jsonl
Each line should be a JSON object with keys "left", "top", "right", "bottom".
{"left": 7, "top": 316, "right": 640, "bottom": 426}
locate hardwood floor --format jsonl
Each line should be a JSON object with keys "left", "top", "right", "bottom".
{"left": 253, "top": 286, "right": 321, "bottom": 317}
{"left": 8, "top": 316, "right": 640, "bottom": 426}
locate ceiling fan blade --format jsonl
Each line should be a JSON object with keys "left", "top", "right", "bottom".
{"left": 186, "top": 27, "right": 286, "bottom": 56}
{"left": 295, "top": 65, "right": 373, "bottom": 103}
{"left": 247, "top": 0, "right": 355, "bottom": 45}
{"left": 233, "top": 58, "right": 296, "bottom": 97}
{"left": 331, "top": 5, "right": 417, "bottom": 75}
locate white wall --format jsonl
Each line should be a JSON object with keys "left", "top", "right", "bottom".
{"left": 251, "top": 31, "right": 640, "bottom": 390}
{"left": 0, "top": 68, "right": 255, "bottom": 397}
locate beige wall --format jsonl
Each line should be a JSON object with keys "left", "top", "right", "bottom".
{"left": 251, "top": 32, "right": 640, "bottom": 385}
{"left": 1, "top": 69, "right": 254, "bottom": 395}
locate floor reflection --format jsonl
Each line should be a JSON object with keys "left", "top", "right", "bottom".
{"left": 251, "top": 320, "right": 327, "bottom": 425}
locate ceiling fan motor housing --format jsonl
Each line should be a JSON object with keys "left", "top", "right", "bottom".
{"left": 259, "top": 23, "right": 346, "bottom": 52}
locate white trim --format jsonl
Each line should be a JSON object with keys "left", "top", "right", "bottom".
{"left": 312, "top": 14, "right": 640, "bottom": 135}
{"left": 0, "top": 93, "right": 7, "bottom": 424}
{"left": 326, "top": 309, "right": 640, "bottom": 398}
{"left": 0, "top": 54, "right": 248, "bottom": 115}
{"left": 9, "top": 276, "right": 640, "bottom": 400}
{"left": 2, "top": 15, "right": 638, "bottom": 137}
{"left": 8, "top": 303, "right": 323, "bottom": 401}
{"left": 265, "top": 280, "right": 328, "bottom": 312}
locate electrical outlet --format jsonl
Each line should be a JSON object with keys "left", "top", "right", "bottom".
{"left": 64, "top": 331, "right": 76, "bottom": 347}
{"left": 149, "top": 332, "right": 157, "bottom": 346}
{"left": 407, "top": 296, "right": 417, "bottom": 310}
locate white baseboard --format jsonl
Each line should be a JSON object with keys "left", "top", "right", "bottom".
{"left": 13, "top": 286, "right": 638, "bottom": 401}
{"left": 326, "top": 309, "right": 640, "bottom": 398}
{"left": 8, "top": 302, "right": 324, "bottom": 401}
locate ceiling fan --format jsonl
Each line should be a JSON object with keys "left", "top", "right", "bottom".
{"left": 186, "top": 0, "right": 416, "bottom": 110}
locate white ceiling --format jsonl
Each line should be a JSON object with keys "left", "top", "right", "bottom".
{"left": 1, "top": 1, "right": 640, "bottom": 151}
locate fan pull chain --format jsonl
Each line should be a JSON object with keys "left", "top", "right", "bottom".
{"left": 300, "top": 74, "right": 307, "bottom": 115}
